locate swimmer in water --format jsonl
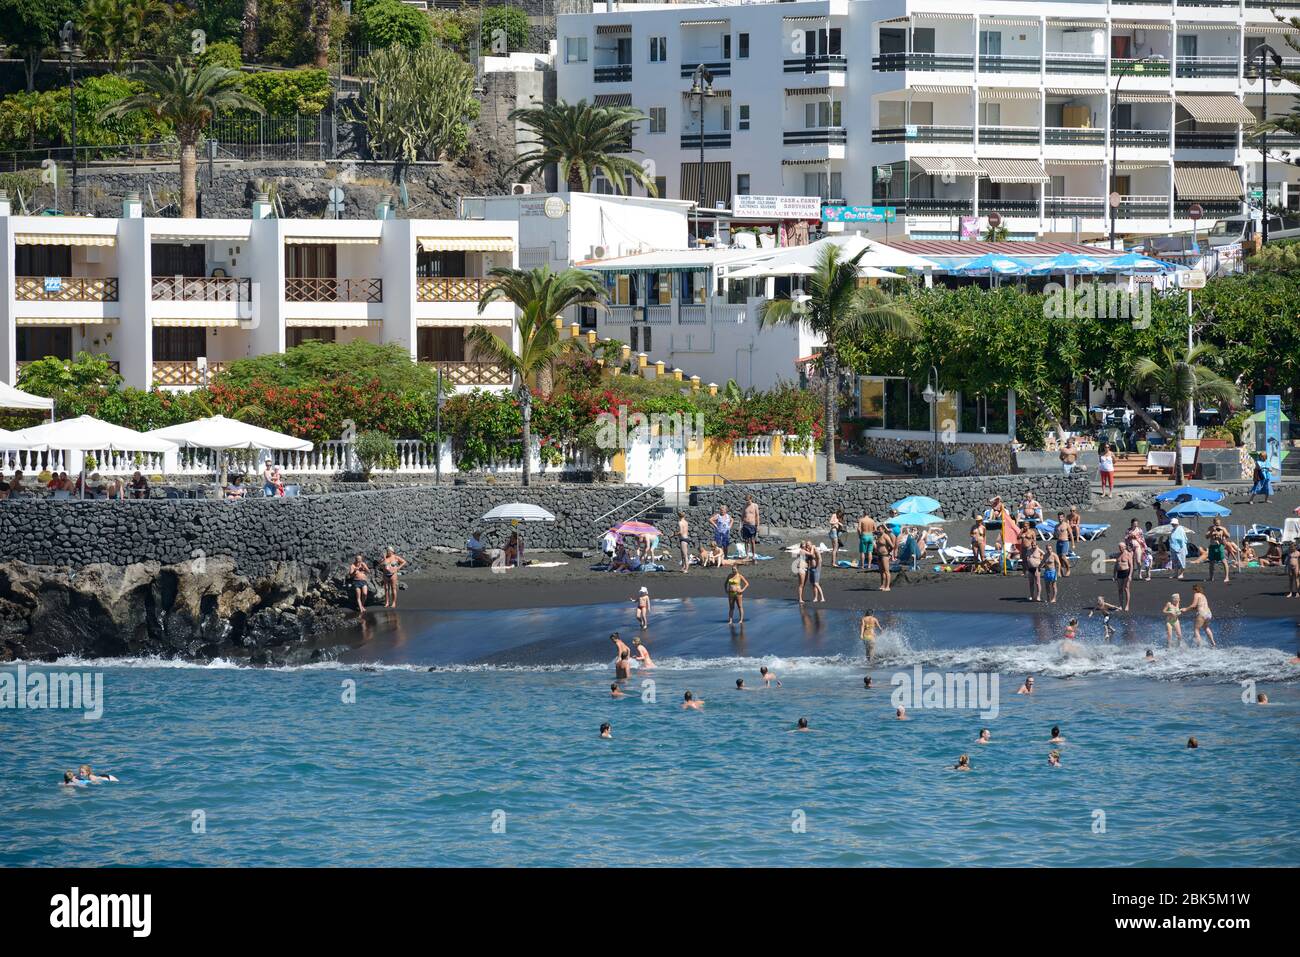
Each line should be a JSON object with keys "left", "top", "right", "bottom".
{"left": 610, "top": 683, "right": 626, "bottom": 699}
{"left": 77, "top": 765, "right": 117, "bottom": 783}
{"left": 631, "top": 636, "right": 655, "bottom": 669}
{"left": 1049, "top": 725, "right": 1065, "bottom": 744}
{"left": 682, "top": 690, "right": 704, "bottom": 710}
{"left": 62, "top": 771, "right": 87, "bottom": 787}
{"left": 1189, "top": 584, "right": 1215, "bottom": 649}
{"left": 1145, "top": 648, "right": 1156, "bottom": 663}
{"left": 863, "top": 676, "right": 873, "bottom": 689}
{"left": 1088, "top": 596, "right": 1121, "bottom": 641}
{"left": 632, "top": 586, "right": 651, "bottom": 628}
{"left": 615, "top": 649, "right": 633, "bottom": 681}
{"left": 859, "top": 609, "right": 881, "bottom": 661}
{"left": 1163, "top": 594, "right": 1185, "bottom": 648}
{"left": 976, "top": 728, "right": 991, "bottom": 745}
{"left": 1256, "top": 693, "right": 1269, "bottom": 704}
{"left": 1017, "top": 675, "right": 1035, "bottom": 695}
{"left": 953, "top": 754, "right": 971, "bottom": 771}
{"left": 1060, "top": 618, "right": 1083, "bottom": 657}
{"left": 735, "top": 678, "right": 753, "bottom": 691}
{"left": 1187, "top": 737, "right": 1199, "bottom": 749}
{"left": 793, "top": 717, "right": 811, "bottom": 733}
{"left": 600, "top": 722, "right": 612, "bottom": 739}
{"left": 895, "top": 706, "right": 907, "bottom": 720}
{"left": 1048, "top": 750, "right": 1062, "bottom": 767}
{"left": 609, "top": 632, "right": 631, "bottom": 659}
{"left": 760, "top": 666, "right": 781, "bottom": 688}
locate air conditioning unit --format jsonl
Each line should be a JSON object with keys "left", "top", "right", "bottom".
{"left": 511, "top": 183, "right": 532, "bottom": 195}
{"left": 590, "top": 245, "right": 608, "bottom": 259}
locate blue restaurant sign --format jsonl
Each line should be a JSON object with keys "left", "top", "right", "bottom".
{"left": 1263, "top": 394, "right": 1282, "bottom": 479}
{"left": 821, "top": 205, "right": 897, "bottom": 224}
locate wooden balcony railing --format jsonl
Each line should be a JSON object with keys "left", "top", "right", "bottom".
{"left": 152, "top": 360, "right": 228, "bottom": 388}
{"left": 17, "top": 357, "right": 120, "bottom": 374}
{"left": 15, "top": 276, "right": 119, "bottom": 302}
{"left": 416, "top": 276, "right": 497, "bottom": 303}
{"left": 284, "top": 277, "right": 382, "bottom": 302}
{"left": 152, "top": 276, "right": 252, "bottom": 302}
{"left": 421, "top": 360, "right": 512, "bottom": 387}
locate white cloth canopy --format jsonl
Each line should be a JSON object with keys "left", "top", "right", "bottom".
{"left": 0, "top": 427, "right": 44, "bottom": 451}
{"left": 144, "top": 415, "right": 313, "bottom": 452}
{"left": 0, "top": 380, "right": 55, "bottom": 412}
{"left": 761, "top": 235, "right": 934, "bottom": 273}
{"left": 481, "top": 503, "right": 556, "bottom": 523}
{"left": 11, "top": 415, "right": 176, "bottom": 453}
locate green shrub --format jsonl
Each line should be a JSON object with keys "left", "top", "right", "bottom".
{"left": 198, "top": 40, "right": 244, "bottom": 71}
{"left": 481, "top": 5, "right": 529, "bottom": 54}
{"left": 241, "top": 69, "right": 332, "bottom": 115}
{"left": 355, "top": 0, "right": 433, "bottom": 50}
{"left": 355, "top": 430, "right": 399, "bottom": 473}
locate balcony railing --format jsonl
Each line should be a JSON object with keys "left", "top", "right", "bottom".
{"left": 1045, "top": 127, "right": 1105, "bottom": 146}
{"left": 782, "top": 54, "right": 847, "bottom": 74}
{"left": 594, "top": 64, "right": 632, "bottom": 83}
{"left": 14, "top": 276, "right": 119, "bottom": 302}
{"left": 1044, "top": 54, "right": 1106, "bottom": 76}
{"left": 1175, "top": 56, "right": 1240, "bottom": 79}
{"left": 1244, "top": 58, "right": 1300, "bottom": 80}
{"left": 879, "top": 197, "right": 975, "bottom": 215}
{"left": 1175, "top": 199, "right": 1241, "bottom": 218}
{"left": 1114, "top": 128, "right": 1171, "bottom": 148}
{"left": 17, "top": 357, "right": 119, "bottom": 375}
{"left": 1247, "top": 131, "right": 1300, "bottom": 150}
{"left": 151, "top": 276, "right": 251, "bottom": 302}
{"left": 680, "top": 132, "right": 732, "bottom": 150}
{"left": 422, "top": 360, "right": 513, "bottom": 387}
{"left": 872, "top": 52, "right": 974, "bottom": 72}
{"left": 680, "top": 61, "right": 730, "bottom": 79}
{"left": 1174, "top": 130, "right": 1237, "bottom": 149}
{"left": 783, "top": 127, "right": 848, "bottom": 146}
{"left": 416, "top": 276, "right": 497, "bottom": 303}
{"left": 978, "top": 55, "right": 1040, "bottom": 74}
{"left": 1117, "top": 195, "right": 1171, "bottom": 218}
{"left": 980, "top": 126, "right": 1040, "bottom": 145}
{"left": 1045, "top": 196, "right": 1107, "bottom": 218}
{"left": 152, "top": 360, "right": 228, "bottom": 388}
{"left": 284, "top": 277, "right": 382, "bottom": 302}
{"left": 979, "top": 198, "right": 1041, "bottom": 216}
{"left": 873, "top": 125, "right": 973, "bottom": 144}
{"left": 678, "top": 305, "right": 706, "bottom": 325}
{"left": 1112, "top": 57, "right": 1171, "bottom": 77}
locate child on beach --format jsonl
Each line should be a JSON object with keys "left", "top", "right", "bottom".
{"left": 1088, "top": 596, "right": 1121, "bottom": 641}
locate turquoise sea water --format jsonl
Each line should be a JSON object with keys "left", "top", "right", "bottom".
{"left": 2, "top": 600, "right": 1297, "bottom": 867}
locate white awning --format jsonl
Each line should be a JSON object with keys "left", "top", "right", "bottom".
{"left": 284, "top": 235, "right": 380, "bottom": 245}
{"left": 1174, "top": 166, "right": 1243, "bottom": 200}
{"left": 595, "top": 24, "right": 631, "bottom": 35}
{"left": 980, "top": 89, "right": 1041, "bottom": 100}
{"left": 979, "top": 17, "right": 1042, "bottom": 27}
{"left": 980, "top": 158, "right": 1049, "bottom": 184}
{"left": 1116, "top": 160, "right": 1168, "bottom": 170}
{"left": 1118, "top": 91, "right": 1172, "bottom": 104}
{"left": 15, "top": 233, "right": 115, "bottom": 247}
{"left": 152, "top": 231, "right": 249, "bottom": 242}
{"left": 1046, "top": 158, "right": 1104, "bottom": 166}
{"left": 1050, "top": 19, "right": 1106, "bottom": 28}
{"left": 1176, "top": 95, "right": 1256, "bottom": 125}
{"left": 419, "top": 236, "right": 514, "bottom": 253}
{"left": 285, "top": 318, "right": 382, "bottom": 328}
{"left": 0, "top": 380, "right": 54, "bottom": 412}
{"left": 417, "top": 317, "right": 512, "bottom": 328}
{"left": 910, "top": 85, "right": 971, "bottom": 95}
{"left": 913, "top": 157, "right": 987, "bottom": 177}
{"left": 152, "top": 317, "right": 244, "bottom": 328}
{"left": 15, "top": 316, "right": 119, "bottom": 326}
{"left": 683, "top": 18, "right": 728, "bottom": 25}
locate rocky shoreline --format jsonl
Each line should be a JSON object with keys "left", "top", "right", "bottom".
{"left": 0, "top": 558, "right": 358, "bottom": 666}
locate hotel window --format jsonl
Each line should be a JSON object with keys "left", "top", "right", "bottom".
{"left": 737, "top": 173, "right": 751, "bottom": 196}
{"left": 805, "top": 100, "right": 841, "bottom": 128}
{"left": 912, "top": 28, "right": 935, "bottom": 54}
{"left": 564, "top": 36, "right": 588, "bottom": 63}
{"left": 609, "top": 272, "right": 637, "bottom": 306}
{"left": 978, "top": 31, "right": 1002, "bottom": 57}
{"left": 804, "top": 28, "right": 842, "bottom": 56}
{"left": 287, "top": 327, "right": 337, "bottom": 348}
{"left": 653, "top": 175, "right": 667, "bottom": 198}
{"left": 721, "top": 104, "right": 731, "bottom": 130}
{"left": 738, "top": 104, "right": 750, "bottom": 131}
{"left": 802, "top": 171, "right": 842, "bottom": 201}
{"left": 722, "top": 34, "right": 731, "bottom": 59}
{"left": 738, "top": 33, "right": 749, "bottom": 58}
{"left": 648, "top": 272, "right": 672, "bottom": 305}
{"left": 630, "top": 326, "right": 652, "bottom": 353}
{"left": 16, "top": 328, "right": 72, "bottom": 362}
{"left": 649, "top": 106, "right": 666, "bottom": 133}
{"left": 152, "top": 327, "right": 206, "bottom": 362}
{"left": 650, "top": 36, "right": 667, "bottom": 62}
{"left": 879, "top": 101, "right": 906, "bottom": 128}
{"left": 978, "top": 102, "right": 1001, "bottom": 127}
{"left": 417, "top": 327, "right": 465, "bottom": 363}
{"left": 858, "top": 379, "right": 885, "bottom": 429}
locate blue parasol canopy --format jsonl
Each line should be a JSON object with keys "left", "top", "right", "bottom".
{"left": 1028, "top": 251, "right": 1110, "bottom": 275}
{"left": 1155, "top": 486, "right": 1225, "bottom": 503}
{"left": 891, "top": 495, "right": 941, "bottom": 513}
{"left": 1166, "top": 500, "right": 1232, "bottom": 518}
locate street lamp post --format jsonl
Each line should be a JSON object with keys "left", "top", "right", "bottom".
{"left": 688, "top": 64, "right": 714, "bottom": 247}
{"left": 1108, "top": 54, "right": 1162, "bottom": 250}
{"left": 1252, "top": 43, "right": 1284, "bottom": 245}
{"left": 59, "top": 22, "right": 82, "bottom": 214}
{"left": 922, "top": 365, "right": 939, "bottom": 479}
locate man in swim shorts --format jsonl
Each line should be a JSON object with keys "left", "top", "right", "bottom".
{"left": 741, "top": 495, "right": 761, "bottom": 558}
{"left": 857, "top": 511, "right": 876, "bottom": 570}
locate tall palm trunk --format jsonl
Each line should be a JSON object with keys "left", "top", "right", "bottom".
{"left": 823, "top": 350, "right": 838, "bottom": 482}
{"left": 242, "top": 0, "right": 260, "bottom": 60}
{"left": 179, "top": 139, "right": 198, "bottom": 218}
{"left": 312, "top": 0, "right": 331, "bottom": 70}
{"left": 519, "top": 385, "right": 532, "bottom": 487}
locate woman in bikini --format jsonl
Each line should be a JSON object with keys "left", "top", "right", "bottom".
{"left": 969, "top": 518, "right": 989, "bottom": 572}
{"left": 725, "top": 567, "right": 749, "bottom": 624}
{"left": 875, "top": 528, "right": 895, "bottom": 591}
{"left": 1162, "top": 593, "right": 1185, "bottom": 648}
{"left": 1287, "top": 543, "right": 1300, "bottom": 599}
{"left": 1188, "top": 584, "right": 1216, "bottom": 648}
{"left": 828, "top": 510, "right": 845, "bottom": 567}
{"left": 348, "top": 554, "right": 371, "bottom": 614}
{"left": 380, "top": 547, "right": 408, "bottom": 608}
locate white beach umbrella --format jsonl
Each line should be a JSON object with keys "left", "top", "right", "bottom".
{"left": 0, "top": 427, "right": 44, "bottom": 451}
{"left": 145, "top": 415, "right": 313, "bottom": 452}
{"left": 0, "top": 380, "right": 55, "bottom": 413}
{"left": 13, "top": 415, "right": 176, "bottom": 453}
{"left": 481, "top": 502, "right": 556, "bottom": 523}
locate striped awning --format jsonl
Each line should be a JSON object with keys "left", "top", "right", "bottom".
{"left": 910, "top": 85, "right": 971, "bottom": 95}
{"left": 1050, "top": 19, "right": 1106, "bottom": 28}
{"left": 680, "top": 160, "right": 732, "bottom": 210}
{"left": 1174, "top": 166, "right": 1243, "bottom": 200}
{"left": 285, "top": 318, "right": 382, "bottom": 328}
{"left": 1046, "top": 158, "right": 1104, "bottom": 166}
{"left": 1180, "top": 23, "right": 1241, "bottom": 31}
{"left": 1118, "top": 91, "right": 1171, "bottom": 104}
{"left": 914, "top": 12, "right": 974, "bottom": 19}
{"left": 978, "top": 17, "right": 1042, "bottom": 27}
{"left": 1253, "top": 24, "right": 1300, "bottom": 35}
{"left": 595, "top": 24, "right": 631, "bottom": 34}
{"left": 785, "top": 87, "right": 833, "bottom": 96}
{"left": 912, "top": 156, "right": 987, "bottom": 177}
{"left": 152, "top": 317, "right": 243, "bottom": 328}
{"left": 781, "top": 158, "right": 834, "bottom": 166}
{"left": 1046, "top": 87, "right": 1101, "bottom": 97}
{"left": 419, "top": 236, "right": 514, "bottom": 253}
{"left": 153, "top": 232, "right": 248, "bottom": 242}
{"left": 1116, "top": 160, "right": 1167, "bottom": 170}
{"left": 684, "top": 88, "right": 731, "bottom": 98}
{"left": 15, "top": 233, "right": 115, "bottom": 247}
{"left": 783, "top": 15, "right": 828, "bottom": 22}
{"left": 1112, "top": 20, "right": 1172, "bottom": 30}
{"left": 980, "top": 88, "right": 1041, "bottom": 100}
{"left": 417, "top": 317, "right": 512, "bottom": 328}
{"left": 682, "top": 18, "right": 728, "bottom": 26}
{"left": 594, "top": 93, "right": 632, "bottom": 107}
{"left": 285, "top": 235, "right": 379, "bottom": 245}
{"left": 15, "top": 316, "right": 118, "bottom": 326}
{"left": 1176, "top": 95, "right": 1256, "bottom": 125}
{"left": 980, "top": 158, "right": 1049, "bottom": 184}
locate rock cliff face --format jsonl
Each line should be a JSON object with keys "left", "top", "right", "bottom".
{"left": 0, "top": 558, "right": 354, "bottom": 666}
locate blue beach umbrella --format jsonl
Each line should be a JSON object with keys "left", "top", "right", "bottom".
{"left": 891, "top": 494, "right": 941, "bottom": 514}
{"left": 952, "top": 253, "right": 1030, "bottom": 276}
{"left": 1108, "top": 251, "right": 1181, "bottom": 274}
{"left": 1028, "top": 251, "right": 1109, "bottom": 275}
{"left": 886, "top": 512, "right": 946, "bottom": 529}
{"left": 1166, "top": 500, "right": 1231, "bottom": 518}
{"left": 1155, "top": 485, "right": 1224, "bottom": 504}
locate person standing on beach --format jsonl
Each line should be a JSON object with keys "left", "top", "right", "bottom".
{"left": 677, "top": 512, "right": 692, "bottom": 573}
{"left": 1053, "top": 513, "right": 1073, "bottom": 577}
{"left": 795, "top": 543, "right": 809, "bottom": 603}
{"left": 1041, "top": 545, "right": 1060, "bottom": 604}
{"left": 380, "top": 547, "right": 408, "bottom": 608}
{"left": 875, "top": 527, "right": 895, "bottom": 591}
{"left": 1247, "top": 454, "right": 1273, "bottom": 504}
{"left": 1097, "top": 443, "right": 1115, "bottom": 498}
{"left": 1114, "top": 541, "right": 1133, "bottom": 611}
{"left": 1168, "top": 519, "right": 1189, "bottom": 581}
{"left": 857, "top": 511, "right": 877, "bottom": 570}
{"left": 1189, "top": 585, "right": 1216, "bottom": 648}
{"left": 1287, "top": 543, "right": 1300, "bottom": 598}
{"left": 741, "top": 495, "right": 761, "bottom": 558}
{"left": 725, "top": 567, "right": 749, "bottom": 624}
{"left": 970, "top": 517, "right": 990, "bottom": 573}
{"left": 1206, "top": 519, "right": 1231, "bottom": 584}
{"left": 631, "top": 586, "right": 651, "bottom": 628}
{"left": 828, "top": 510, "right": 845, "bottom": 567}
{"left": 348, "top": 554, "right": 371, "bottom": 614}
{"left": 860, "top": 610, "right": 881, "bottom": 660}
{"left": 710, "top": 505, "right": 734, "bottom": 556}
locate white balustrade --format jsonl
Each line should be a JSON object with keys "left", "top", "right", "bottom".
{"left": 732, "top": 435, "right": 774, "bottom": 457}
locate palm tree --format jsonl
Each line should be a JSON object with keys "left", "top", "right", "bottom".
{"left": 759, "top": 245, "right": 916, "bottom": 482}
{"left": 311, "top": 0, "right": 330, "bottom": 69}
{"left": 1127, "top": 343, "right": 1238, "bottom": 484}
{"left": 474, "top": 266, "right": 606, "bottom": 485}
{"left": 100, "top": 58, "right": 263, "bottom": 218}
{"left": 508, "top": 100, "right": 657, "bottom": 194}
{"left": 241, "top": 0, "right": 259, "bottom": 60}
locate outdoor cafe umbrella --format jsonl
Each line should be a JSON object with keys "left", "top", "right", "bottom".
{"left": 1166, "top": 500, "right": 1231, "bottom": 519}
{"left": 886, "top": 512, "right": 946, "bottom": 530}
{"left": 11, "top": 415, "right": 176, "bottom": 499}
{"left": 1107, "top": 252, "right": 1181, "bottom": 274}
{"left": 480, "top": 502, "right": 556, "bottom": 567}
{"left": 0, "top": 380, "right": 54, "bottom": 415}
{"left": 1028, "top": 251, "right": 1109, "bottom": 275}
{"left": 952, "top": 254, "right": 1031, "bottom": 276}
{"left": 1156, "top": 485, "right": 1224, "bottom": 504}
{"left": 146, "top": 415, "right": 313, "bottom": 486}
{"left": 0, "top": 427, "right": 44, "bottom": 451}
{"left": 891, "top": 494, "right": 941, "bottom": 514}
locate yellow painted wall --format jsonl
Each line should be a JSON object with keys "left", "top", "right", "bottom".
{"left": 686, "top": 436, "right": 816, "bottom": 485}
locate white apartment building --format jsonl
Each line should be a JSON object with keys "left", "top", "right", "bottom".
{"left": 557, "top": 0, "right": 1300, "bottom": 241}
{"left": 0, "top": 193, "right": 519, "bottom": 392}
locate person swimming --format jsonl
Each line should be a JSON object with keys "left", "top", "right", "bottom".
{"left": 631, "top": 636, "right": 655, "bottom": 669}
{"left": 77, "top": 764, "right": 117, "bottom": 783}
{"left": 794, "top": 717, "right": 811, "bottom": 733}
{"left": 1187, "top": 737, "right": 1199, "bottom": 749}
{"left": 1049, "top": 725, "right": 1065, "bottom": 744}
{"left": 976, "top": 728, "right": 991, "bottom": 745}
{"left": 1017, "top": 675, "right": 1035, "bottom": 694}
{"left": 895, "top": 706, "right": 907, "bottom": 720}
{"left": 953, "top": 754, "right": 971, "bottom": 771}
{"left": 759, "top": 665, "right": 781, "bottom": 688}
{"left": 863, "top": 676, "right": 873, "bottom": 689}
{"left": 1256, "top": 693, "right": 1269, "bottom": 705}
{"left": 682, "top": 690, "right": 704, "bottom": 710}
{"left": 859, "top": 609, "right": 881, "bottom": 660}
{"left": 1048, "top": 750, "right": 1062, "bottom": 767}
{"left": 600, "top": 722, "right": 612, "bottom": 739}
{"left": 735, "top": 678, "right": 751, "bottom": 691}
{"left": 1145, "top": 648, "right": 1156, "bottom": 663}
{"left": 62, "top": 771, "right": 87, "bottom": 787}
{"left": 610, "top": 683, "right": 626, "bottom": 699}
{"left": 615, "top": 649, "right": 633, "bottom": 681}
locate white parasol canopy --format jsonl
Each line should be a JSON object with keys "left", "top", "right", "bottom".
{"left": 481, "top": 502, "right": 556, "bottom": 523}
{"left": 0, "top": 380, "right": 54, "bottom": 412}
{"left": 144, "top": 415, "right": 313, "bottom": 452}
{"left": 12, "top": 415, "right": 177, "bottom": 453}
{"left": 0, "top": 427, "right": 45, "bottom": 451}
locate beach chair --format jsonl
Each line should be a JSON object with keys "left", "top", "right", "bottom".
{"left": 283, "top": 484, "right": 300, "bottom": 498}
{"left": 1078, "top": 523, "right": 1110, "bottom": 541}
